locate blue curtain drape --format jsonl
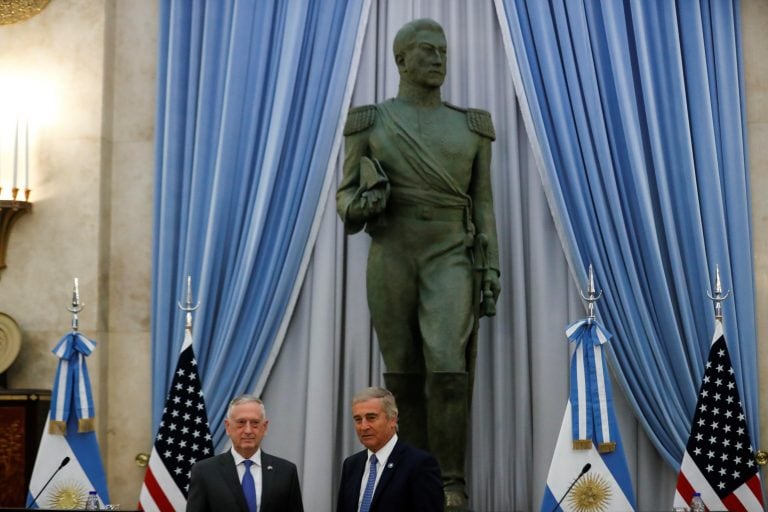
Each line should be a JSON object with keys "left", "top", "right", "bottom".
{"left": 496, "top": 0, "right": 757, "bottom": 467}
{"left": 151, "top": 0, "right": 369, "bottom": 446}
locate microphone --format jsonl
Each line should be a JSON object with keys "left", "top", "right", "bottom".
{"left": 550, "top": 463, "right": 591, "bottom": 512}
{"left": 28, "top": 456, "right": 71, "bottom": 508}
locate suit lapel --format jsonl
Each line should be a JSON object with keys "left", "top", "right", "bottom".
{"left": 261, "top": 452, "right": 274, "bottom": 510}
{"left": 349, "top": 450, "right": 367, "bottom": 507}
{"left": 370, "top": 440, "right": 404, "bottom": 509}
{"left": 219, "top": 452, "right": 248, "bottom": 512}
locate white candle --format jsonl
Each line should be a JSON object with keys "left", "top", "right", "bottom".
{"left": 24, "top": 118, "right": 29, "bottom": 191}
{"left": 12, "top": 117, "right": 18, "bottom": 190}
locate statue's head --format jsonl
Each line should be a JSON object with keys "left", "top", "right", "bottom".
{"left": 393, "top": 18, "right": 446, "bottom": 89}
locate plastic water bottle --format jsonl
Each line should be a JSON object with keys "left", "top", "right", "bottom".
{"left": 85, "top": 491, "right": 100, "bottom": 510}
{"left": 690, "top": 492, "right": 705, "bottom": 512}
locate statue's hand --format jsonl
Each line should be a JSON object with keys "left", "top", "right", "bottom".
{"left": 361, "top": 189, "right": 388, "bottom": 215}
{"left": 481, "top": 269, "right": 501, "bottom": 317}
{"left": 346, "top": 187, "right": 388, "bottom": 222}
{"left": 487, "top": 269, "right": 501, "bottom": 301}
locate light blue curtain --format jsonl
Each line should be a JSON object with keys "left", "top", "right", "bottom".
{"left": 151, "top": 0, "right": 370, "bottom": 446}
{"left": 496, "top": 0, "right": 757, "bottom": 467}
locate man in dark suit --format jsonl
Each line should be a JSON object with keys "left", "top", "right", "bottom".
{"left": 337, "top": 387, "right": 444, "bottom": 512}
{"left": 187, "top": 395, "right": 303, "bottom": 512}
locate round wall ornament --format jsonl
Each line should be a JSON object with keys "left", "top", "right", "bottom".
{"left": 0, "top": 312, "right": 22, "bottom": 375}
{"left": 0, "top": 0, "right": 51, "bottom": 25}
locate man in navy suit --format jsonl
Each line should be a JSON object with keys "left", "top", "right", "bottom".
{"left": 187, "top": 395, "right": 303, "bottom": 512}
{"left": 337, "top": 387, "right": 444, "bottom": 512}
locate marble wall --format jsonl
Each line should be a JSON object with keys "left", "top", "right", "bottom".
{"left": 0, "top": 0, "right": 155, "bottom": 506}
{"left": 0, "top": 0, "right": 766, "bottom": 506}
{"left": 744, "top": 0, "right": 768, "bottom": 457}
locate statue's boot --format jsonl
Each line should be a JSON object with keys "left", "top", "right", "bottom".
{"left": 384, "top": 371, "right": 429, "bottom": 451}
{"left": 427, "top": 371, "right": 470, "bottom": 511}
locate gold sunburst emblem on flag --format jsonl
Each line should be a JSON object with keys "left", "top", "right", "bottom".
{"left": 44, "top": 480, "right": 89, "bottom": 509}
{"left": 566, "top": 473, "right": 613, "bottom": 512}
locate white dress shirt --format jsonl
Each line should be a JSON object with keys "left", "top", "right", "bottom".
{"left": 357, "top": 434, "right": 398, "bottom": 511}
{"left": 231, "top": 447, "right": 263, "bottom": 509}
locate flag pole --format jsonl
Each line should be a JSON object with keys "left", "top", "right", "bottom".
{"left": 579, "top": 264, "right": 602, "bottom": 322}
{"left": 706, "top": 264, "right": 730, "bottom": 320}
{"left": 66, "top": 277, "right": 84, "bottom": 332}
{"left": 178, "top": 275, "right": 200, "bottom": 329}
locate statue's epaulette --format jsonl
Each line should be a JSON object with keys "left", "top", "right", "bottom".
{"left": 344, "top": 105, "right": 377, "bottom": 136}
{"left": 444, "top": 103, "right": 495, "bottom": 140}
{"left": 466, "top": 108, "right": 495, "bottom": 141}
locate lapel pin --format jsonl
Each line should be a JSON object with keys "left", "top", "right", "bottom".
{"left": 267, "top": 465, "right": 274, "bottom": 471}
{"left": 387, "top": 462, "right": 394, "bottom": 469}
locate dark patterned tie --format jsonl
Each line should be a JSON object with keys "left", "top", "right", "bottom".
{"left": 360, "top": 454, "right": 378, "bottom": 512}
{"left": 242, "top": 460, "right": 257, "bottom": 512}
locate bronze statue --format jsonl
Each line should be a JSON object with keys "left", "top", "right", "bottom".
{"left": 337, "top": 18, "right": 500, "bottom": 510}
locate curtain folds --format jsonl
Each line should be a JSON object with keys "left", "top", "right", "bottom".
{"left": 495, "top": 0, "right": 757, "bottom": 467}
{"left": 262, "top": 2, "right": 673, "bottom": 511}
{"left": 149, "top": 0, "right": 750, "bottom": 509}
{"left": 151, "top": 0, "right": 371, "bottom": 445}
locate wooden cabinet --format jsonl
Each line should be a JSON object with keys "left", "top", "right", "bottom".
{"left": 0, "top": 389, "right": 51, "bottom": 507}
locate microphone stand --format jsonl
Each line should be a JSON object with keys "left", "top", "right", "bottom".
{"left": 28, "top": 456, "right": 70, "bottom": 508}
{"left": 550, "top": 463, "right": 591, "bottom": 512}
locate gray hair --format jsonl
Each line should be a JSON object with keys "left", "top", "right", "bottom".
{"left": 352, "top": 387, "right": 399, "bottom": 420}
{"left": 227, "top": 394, "right": 266, "bottom": 420}
{"left": 393, "top": 18, "right": 445, "bottom": 61}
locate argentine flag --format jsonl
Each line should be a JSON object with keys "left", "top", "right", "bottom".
{"left": 27, "top": 414, "right": 110, "bottom": 509}
{"left": 540, "top": 400, "right": 635, "bottom": 511}
{"left": 26, "top": 330, "right": 109, "bottom": 509}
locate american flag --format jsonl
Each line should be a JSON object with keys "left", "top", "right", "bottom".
{"left": 138, "top": 327, "right": 214, "bottom": 511}
{"left": 673, "top": 319, "right": 764, "bottom": 511}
